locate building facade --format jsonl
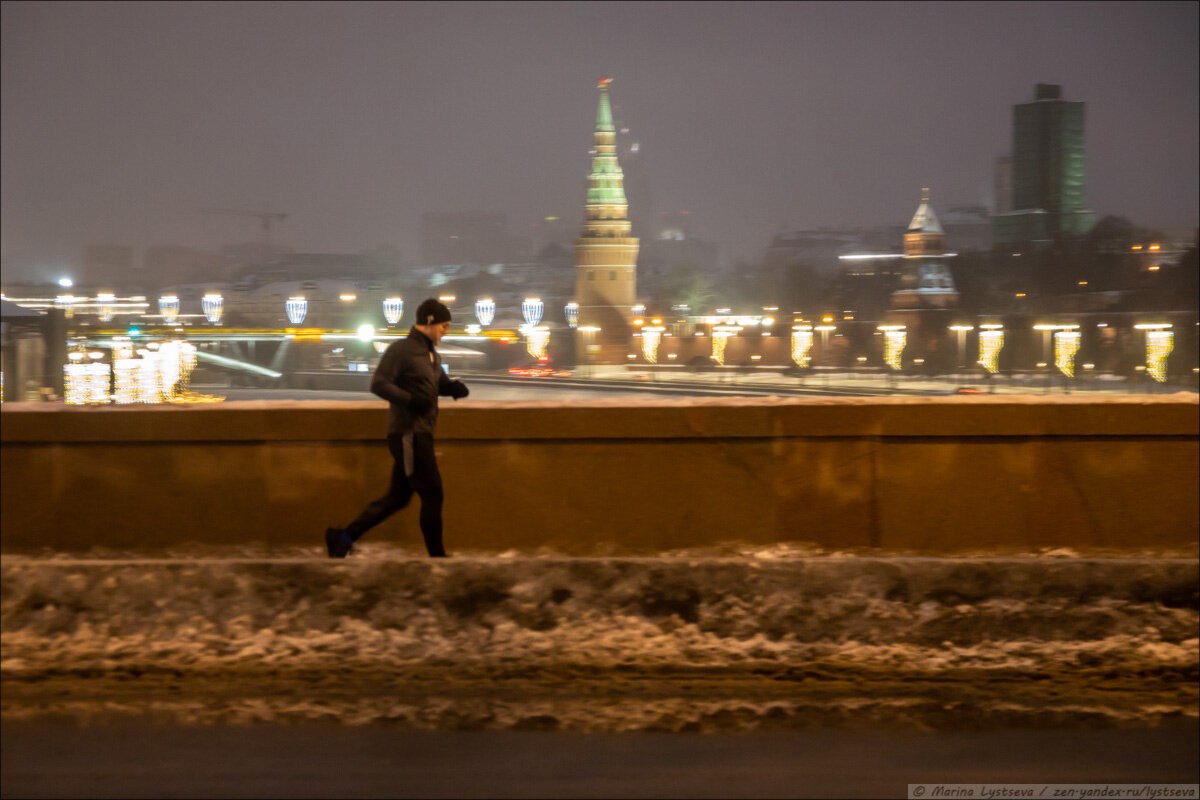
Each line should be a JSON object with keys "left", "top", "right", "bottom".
{"left": 993, "top": 84, "right": 1095, "bottom": 248}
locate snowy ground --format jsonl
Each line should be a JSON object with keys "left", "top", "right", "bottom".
{"left": 3, "top": 547, "right": 1196, "bottom": 732}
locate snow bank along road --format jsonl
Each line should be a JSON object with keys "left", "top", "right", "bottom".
{"left": 3, "top": 551, "right": 1196, "bottom": 732}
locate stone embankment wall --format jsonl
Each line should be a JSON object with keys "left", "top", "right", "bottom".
{"left": 1, "top": 396, "right": 1196, "bottom": 553}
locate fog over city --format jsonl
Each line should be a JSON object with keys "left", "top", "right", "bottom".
{"left": 1, "top": 0, "right": 1197, "bottom": 282}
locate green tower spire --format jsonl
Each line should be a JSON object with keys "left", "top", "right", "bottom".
{"left": 585, "top": 78, "right": 629, "bottom": 218}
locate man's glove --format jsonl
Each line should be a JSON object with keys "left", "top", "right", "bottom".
{"left": 447, "top": 380, "right": 469, "bottom": 400}
{"left": 408, "top": 394, "right": 433, "bottom": 416}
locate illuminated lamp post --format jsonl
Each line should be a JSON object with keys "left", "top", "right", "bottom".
{"left": 641, "top": 324, "right": 665, "bottom": 364}
{"left": 712, "top": 325, "right": 740, "bottom": 367}
{"left": 1032, "top": 323, "right": 1056, "bottom": 379}
{"left": 1053, "top": 328, "right": 1081, "bottom": 395}
{"left": 159, "top": 295, "right": 179, "bottom": 325}
{"left": 949, "top": 325, "right": 974, "bottom": 375}
{"left": 383, "top": 297, "right": 404, "bottom": 326}
{"left": 202, "top": 293, "right": 223, "bottom": 324}
{"left": 877, "top": 325, "right": 906, "bottom": 372}
{"left": 578, "top": 326, "right": 601, "bottom": 378}
{"left": 526, "top": 326, "right": 551, "bottom": 363}
{"left": 790, "top": 325, "right": 813, "bottom": 369}
{"left": 475, "top": 298, "right": 495, "bottom": 328}
{"left": 97, "top": 293, "right": 116, "bottom": 323}
{"left": 286, "top": 296, "right": 307, "bottom": 325}
{"left": 564, "top": 302, "right": 579, "bottom": 329}
{"left": 1052, "top": 327, "right": 1081, "bottom": 378}
{"left": 1135, "top": 323, "right": 1174, "bottom": 385}
{"left": 978, "top": 324, "right": 1004, "bottom": 390}
{"left": 54, "top": 294, "right": 75, "bottom": 319}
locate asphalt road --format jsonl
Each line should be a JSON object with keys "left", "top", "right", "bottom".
{"left": 3, "top": 719, "right": 1197, "bottom": 799}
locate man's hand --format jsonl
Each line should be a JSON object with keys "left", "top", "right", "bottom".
{"left": 408, "top": 394, "right": 433, "bottom": 416}
{"left": 447, "top": 380, "right": 469, "bottom": 400}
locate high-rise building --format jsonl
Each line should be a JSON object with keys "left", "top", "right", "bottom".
{"left": 574, "top": 78, "right": 639, "bottom": 338}
{"left": 992, "top": 84, "right": 1095, "bottom": 248}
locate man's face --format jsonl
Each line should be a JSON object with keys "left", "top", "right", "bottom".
{"left": 430, "top": 321, "right": 450, "bottom": 345}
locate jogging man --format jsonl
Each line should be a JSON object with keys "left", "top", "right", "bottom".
{"left": 325, "top": 297, "right": 469, "bottom": 557}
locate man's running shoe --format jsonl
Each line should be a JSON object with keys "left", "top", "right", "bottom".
{"left": 325, "top": 527, "right": 353, "bottom": 558}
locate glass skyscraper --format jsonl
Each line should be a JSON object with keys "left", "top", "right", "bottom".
{"left": 993, "top": 84, "right": 1095, "bottom": 248}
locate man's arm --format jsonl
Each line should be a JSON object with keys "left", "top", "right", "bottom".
{"left": 370, "top": 345, "right": 413, "bottom": 405}
{"left": 438, "top": 368, "right": 469, "bottom": 400}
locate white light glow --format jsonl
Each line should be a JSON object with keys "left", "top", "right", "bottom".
{"left": 978, "top": 329, "right": 1004, "bottom": 374}
{"left": 475, "top": 298, "right": 495, "bottom": 327}
{"left": 286, "top": 296, "right": 307, "bottom": 325}
{"left": 159, "top": 295, "right": 180, "bottom": 324}
{"left": 522, "top": 298, "right": 544, "bottom": 328}
{"left": 1145, "top": 329, "right": 1174, "bottom": 383}
{"left": 1054, "top": 330, "right": 1081, "bottom": 377}
{"left": 384, "top": 297, "right": 404, "bottom": 325}
{"left": 202, "top": 293, "right": 223, "bottom": 324}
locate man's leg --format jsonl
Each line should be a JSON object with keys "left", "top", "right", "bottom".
{"left": 407, "top": 432, "right": 446, "bottom": 557}
{"left": 344, "top": 435, "right": 415, "bottom": 543}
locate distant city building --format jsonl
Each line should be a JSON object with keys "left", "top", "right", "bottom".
{"left": 574, "top": 78, "right": 639, "bottom": 338}
{"left": 420, "top": 211, "right": 530, "bottom": 266}
{"left": 992, "top": 83, "right": 1095, "bottom": 248}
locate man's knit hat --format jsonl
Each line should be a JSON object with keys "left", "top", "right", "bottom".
{"left": 415, "top": 298, "right": 452, "bottom": 326}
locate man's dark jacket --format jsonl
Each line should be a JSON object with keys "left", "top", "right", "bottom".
{"left": 370, "top": 329, "right": 458, "bottom": 435}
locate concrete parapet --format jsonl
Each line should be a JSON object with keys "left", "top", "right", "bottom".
{"left": 1, "top": 396, "right": 1197, "bottom": 553}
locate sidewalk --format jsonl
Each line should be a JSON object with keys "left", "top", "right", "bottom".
{"left": 579, "top": 364, "right": 1199, "bottom": 396}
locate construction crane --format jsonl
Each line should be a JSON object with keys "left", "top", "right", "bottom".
{"left": 198, "top": 202, "right": 289, "bottom": 252}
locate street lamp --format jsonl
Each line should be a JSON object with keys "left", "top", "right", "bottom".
{"left": 578, "top": 326, "right": 601, "bottom": 378}
{"left": 97, "top": 293, "right": 117, "bottom": 323}
{"left": 949, "top": 325, "right": 974, "bottom": 375}
{"left": 815, "top": 324, "right": 836, "bottom": 385}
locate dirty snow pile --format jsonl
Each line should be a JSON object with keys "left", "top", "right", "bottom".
{"left": 3, "top": 555, "right": 1195, "bottom": 676}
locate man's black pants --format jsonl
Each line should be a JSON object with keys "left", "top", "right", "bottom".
{"left": 346, "top": 432, "right": 445, "bottom": 556}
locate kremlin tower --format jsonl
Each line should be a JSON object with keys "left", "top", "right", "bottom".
{"left": 575, "top": 78, "right": 639, "bottom": 341}
{"left": 891, "top": 189, "right": 958, "bottom": 309}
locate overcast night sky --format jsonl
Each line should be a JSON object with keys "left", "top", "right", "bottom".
{"left": 1, "top": 1, "right": 1197, "bottom": 282}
